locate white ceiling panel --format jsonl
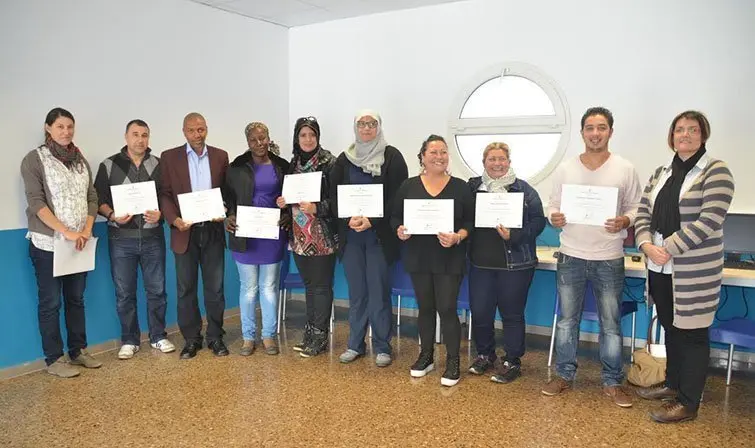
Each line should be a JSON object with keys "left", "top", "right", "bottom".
{"left": 186, "top": 0, "right": 470, "bottom": 27}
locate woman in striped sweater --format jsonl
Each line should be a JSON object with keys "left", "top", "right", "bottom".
{"left": 634, "top": 110, "right": 735, "bottom": 423}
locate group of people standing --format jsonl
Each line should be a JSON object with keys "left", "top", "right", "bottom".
{"left": 21, "top": 105, "right": 733, "bottom": 424}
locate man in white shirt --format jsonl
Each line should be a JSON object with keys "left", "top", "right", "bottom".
{"left": 542, "top": 107, "right": 642, "bottom": 408}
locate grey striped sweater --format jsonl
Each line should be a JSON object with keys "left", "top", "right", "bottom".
{"left": 635, "top": 157, "right": 734, "bottom": 329}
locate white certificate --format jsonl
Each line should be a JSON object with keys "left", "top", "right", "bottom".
{"left": 282, "top": 172, "right": 322, "bottom": 204}
{"left": 337, "top": 184, "right": 383, "bottom": 218}
{"left": 235, "top": 206, "right": 280, "bottom": 240}
{"left": 403, "top": 199, "right": 454, "bottom": 235}
{"left": 177, "top": 188, "right": 226, "bottom": 224}
{"left": 475, "top": 192, "right": 524, "bottom": 228}
{"left": 110, "top": 181, "right": 159, "bottom": 217}
{"left": 53, "top": 236, "right": 98, "bottom": 277}
{"left": 560, "top": 184, "right": 618, "bottom": 226}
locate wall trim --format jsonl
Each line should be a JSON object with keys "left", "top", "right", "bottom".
{"left": 3, "top": 298, "right": 753, "bottom": 379}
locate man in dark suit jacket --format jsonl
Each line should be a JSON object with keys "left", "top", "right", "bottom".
{"left": 160, "top": 112, "right": 230, "bottom": 359}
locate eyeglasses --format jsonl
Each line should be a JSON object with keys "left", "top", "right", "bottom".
{"left": 673, "top": 126, "right": 701, "bottom": 136}
{"left": 297, "top": 116, "right": 318, "bottom": 125}
{"left": 356, "top": 120, "right": 378, "bottom": 129}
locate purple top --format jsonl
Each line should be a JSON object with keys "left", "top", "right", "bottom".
{"left": 232, "top": 164, "right": 286, "bottom": 265}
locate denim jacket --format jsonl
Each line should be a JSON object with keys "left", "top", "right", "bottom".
{"left": 468, "top": 176, "right": 546, "bottom": 270}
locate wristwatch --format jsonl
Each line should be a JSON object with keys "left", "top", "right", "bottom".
{"left": 107, "top": 210, "right": 114, "bottom": 222}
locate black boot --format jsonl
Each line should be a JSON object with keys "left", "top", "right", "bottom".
{"left": 293, "top": 322, "right": 313, "bottom": 352}
{"left": 300, "top": 327, "right": 328, "bottom": 358}
{"left": 441, "top": 356, "right": 461, "bottom": 387}
{"left": 410, "top": 350, "right": 435, "bottom": 378}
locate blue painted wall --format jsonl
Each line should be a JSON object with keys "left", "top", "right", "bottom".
{"left": 2, "top": 223, "right": 752, "bottom": 369}
{"left": 1, "top": 224, "right": 240, "bottom": 369}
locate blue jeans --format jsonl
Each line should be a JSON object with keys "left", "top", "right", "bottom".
{"left": 555, "top": 253, "right": 625, "bottom": 386}
{"left": 469, "top": 266, "right": 535, "bottom": 364}
{"left": 236, "top": 261, "right": 281, "bottom": 340}
{"left": 342, "top": 232, "right": 392, "bottom": 355}
{"left": 29, "top": 243, "right": 88, "bottom": 365}
{"left": 109, "top": 234, "right": 168, "bottom": 345}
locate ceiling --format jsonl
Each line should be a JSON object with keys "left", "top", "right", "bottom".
{"left": 186, "top": 0, "right": 469, "bottom": 27}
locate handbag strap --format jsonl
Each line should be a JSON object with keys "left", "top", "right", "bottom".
{"left": 646, "top": 314, "right": 660, "bottom": 345}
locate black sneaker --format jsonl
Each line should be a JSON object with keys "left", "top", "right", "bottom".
{"left": 410, "top": 351, "right": 434, "bottom": 378}
{"left": 441, "top": 356, "right": 461, "bottom": 387}
{"left": 293, "top": 323, "right": 313, "bottom": 352}
{"left": 490, "top": 361, "right": 521, "bottom": 384}
{"left": 299, "top": 328, "right": 328, "bottom": 358}
{"left": 468, "top": 355, "right": 494, "bottom": 375}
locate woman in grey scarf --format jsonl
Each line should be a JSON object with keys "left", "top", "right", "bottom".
{"left": 329, "top": 110, "right": 408, "bottom": 367}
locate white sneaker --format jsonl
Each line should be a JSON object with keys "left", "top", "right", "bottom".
{"left": 118, "top": 344, "right": 139, "bottom": 360}
{"left": 150, "top": 339, "right": 176, "bottom": 353}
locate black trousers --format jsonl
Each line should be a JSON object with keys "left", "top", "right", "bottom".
{"left": 175, "top": 224, "right": 226, "bottom": 344}
{"left": 649, "top": 271, "right": 709, "bottom": 411}
{"left": 410, "top": 273, "right": 462, "bottom": 359}
{"left": 293, "top": 253, "right": 336, "bottom": 332}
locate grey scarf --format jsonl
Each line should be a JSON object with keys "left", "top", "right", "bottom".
{"left": 344, "top": 110, "right": 386, "bottom": 177}
{"left": 482, "top": 168, "right": 517, "bottom": 192}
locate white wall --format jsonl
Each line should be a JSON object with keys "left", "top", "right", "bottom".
{"left": 289, "top": 0, "right": 755, "bottom": 212}
{"left": 1, "top": 0, "right": 289, "bottom": 230}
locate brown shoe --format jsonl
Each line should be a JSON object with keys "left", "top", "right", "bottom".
{"left": 603, "top": 385, "right": 633, "bottom": 408}
{"left": 541, "top": 377, "right": 572, "bottom": 396}
{"left": 637, "top": 381, "right": 677, "bottom": 401}
{"left": 262, "top": 338, "right": 279, "bottom": 355}
{"left": 240, "top": 340, "right": 255, "bottom": 356}
{"left": 649, "top": 400, "right": 698, "bottom": 423}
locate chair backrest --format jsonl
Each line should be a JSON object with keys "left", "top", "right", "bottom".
{"left": 279, "top": 249, "right": 292, "bottom": 289}
{"left": 710, "top": 318, "right": 755, "bottom": 348}
{"left": 582, "top": 281, "right": 599, "bottom": 320}
{"left": 555, "top": 280, "right": 599, "bottom": 322}
{"left": 457, "top": 265, "right": 471, "bottom": 310}
{"left": 391, "top": 259, "right": 414, "bottom": 294}
{"left": 457, "top": 274, "right": 471, "bottom": 310}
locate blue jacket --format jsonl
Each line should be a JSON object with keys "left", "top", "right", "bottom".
{"left": 467, "top": 176, "right": 546, "bottom": 270}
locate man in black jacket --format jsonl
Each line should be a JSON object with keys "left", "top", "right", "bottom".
{"left": 94, "top": 119, "right": 175, "bottom": 360}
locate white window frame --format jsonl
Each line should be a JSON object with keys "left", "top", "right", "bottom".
{"left": 448, "top": 62, "right": 571, "bottom": 185}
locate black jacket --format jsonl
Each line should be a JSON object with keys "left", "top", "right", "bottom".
{"left": 330, "top": 145, "right": 408, "bottom": 263}
{"left": 223, "top": 150, "right": 290, "bottom": 253}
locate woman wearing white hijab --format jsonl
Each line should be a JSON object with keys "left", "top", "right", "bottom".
{"left": 330, "top": 110, "right": 408, "bottom": 367}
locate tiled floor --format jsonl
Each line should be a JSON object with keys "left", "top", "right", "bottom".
{"left": 0, "top": 302, "right": 753, "bottom": 448}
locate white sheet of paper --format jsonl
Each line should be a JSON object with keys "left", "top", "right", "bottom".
{"left": 337, "top": 184, "right": 384, "bottom": 218}
{"left": 235, "top": 206, "right": 280, "bottom": 240}
{"left": 177, "top": 188, "right": 225, "bottom": 224}
{"left": 403, "top": 199, "right": 454, "bottom": 235}
{"left": 53, "top": 236, "right": 98, "bottom": 277}
{"left": 282, "top": 172, "right": 322, "bottom": 204}
{"left": 110, "top": 181, "right": 159, "bottom": 217}
{"left": 475, "top": 192, "right": 524, "bottom": 228}
{"left": 560, "top": 184, "right": 619, "bottom": 226}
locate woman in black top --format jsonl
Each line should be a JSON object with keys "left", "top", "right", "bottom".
{"left": 330, "top": 110, "right": 408, "bottom": 367}
{"left": 391, "top": 134, "right": 474, "bottom": 387}
{"left": 466, "top": 142, "right": 546, "bottom": 383}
